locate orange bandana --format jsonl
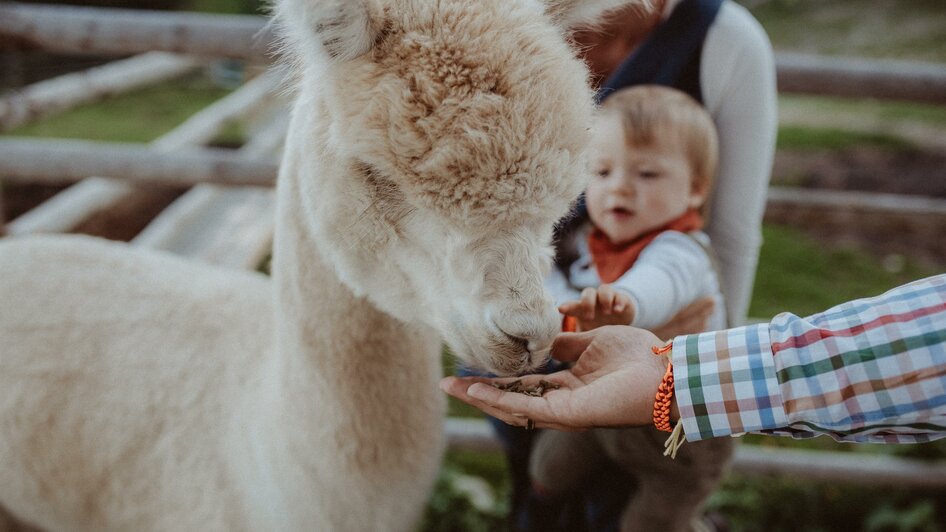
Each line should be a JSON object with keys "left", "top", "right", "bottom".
{"left": 588, "top": 209, "right": 704, "bottom": 283}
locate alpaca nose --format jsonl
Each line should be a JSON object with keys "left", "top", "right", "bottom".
{"left": 493, "top": 306, "right": 560, "bottom": 352}
{"left": 497, "top": 327, "right": 529, "bottom": 350}
{"left": 494, "top": 324, "right": 548, "bottom": 358}
{"left": 496, "top": 327, "right": 554, "bottom": 369}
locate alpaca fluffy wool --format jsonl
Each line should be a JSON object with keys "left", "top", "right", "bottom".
{"left": 0, "top": 1, "right": 643, "bottom": 530}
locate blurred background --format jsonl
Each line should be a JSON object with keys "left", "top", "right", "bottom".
{"left": 1, "top": 1, "right": 944, "bottom": 530}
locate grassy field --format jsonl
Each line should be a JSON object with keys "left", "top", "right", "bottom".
{"left": 8, "top": 74, "right": 235, "bottom": 143}
{"left": 749, "top": 224, "right": 938, "bottom": 318}
{"left": 739, "top": 0, "right": 946, "bottom": 63}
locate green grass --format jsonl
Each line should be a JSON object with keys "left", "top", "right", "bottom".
{"left": 776, "top": 125, "right": 914, "bottom": 151}
{"left": 443, "top": 347, "right": 494, "bottom": 419}
{"left": 444, "top": 449, "right": 510, "bottom": 493}
{"left": 709, "top": 474, "right": 946, "bottom": 532}
{"left": 6, "top": 75, "right": 232, "bottom": 143}
{"left": 184, "top": 0, "right": 264, "bottom": 15}
{"left": 749, "top": 224, "right": 938, "bottom": 319}
{"left": 740, "top": 0, "right": 946, "bottom": 63}
{"left": 781, "top": 94, "right": 946, "bottom": 128}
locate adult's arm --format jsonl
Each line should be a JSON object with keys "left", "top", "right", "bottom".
{"left": 673, "top": 274, "right": 946, "bottom": 443}
{"left": 700, "top": 2, "right": 778, "bottom": 325}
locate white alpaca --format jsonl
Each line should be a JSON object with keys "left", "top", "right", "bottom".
{"left": 0, "top": 0, "right": 642, "bottom": 530}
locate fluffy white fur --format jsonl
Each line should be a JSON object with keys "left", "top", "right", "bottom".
{"left": 0, "top": 0, "right": 643, "bottom": 530}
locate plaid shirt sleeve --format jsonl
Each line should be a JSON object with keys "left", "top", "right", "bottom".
{"left": 671, "top": 274, "right": 946, "bottom": 443}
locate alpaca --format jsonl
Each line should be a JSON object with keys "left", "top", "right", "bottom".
{"left": 0, "top": 0, "right": 643, "bottom": 530}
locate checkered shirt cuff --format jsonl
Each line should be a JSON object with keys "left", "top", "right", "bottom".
{"left": 671, "top": 324, "right": 788, "bottom": 441}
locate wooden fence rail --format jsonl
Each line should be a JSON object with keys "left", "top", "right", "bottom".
{"left": 6, "top": 74, "right": 277, "bottom": 236}
{"left": 0, "top": 2, "right": 271, "bottom": 62}
{"left": 444, "top": 418, "right": 946, "bottom": 488}
{"left": 3, "top": 136, "right": 946, "bottom": 264}
{"left": 0, "top": 138, "right": 277, "bottom": 187}
{"left": 0, "top": 52, "right": 200, "bottom": 132}
{"left": 777, "top": 52, "right": 946, "bottom": 105}
{"left": 2, "top": 2, "right": 946, "bottom": 103}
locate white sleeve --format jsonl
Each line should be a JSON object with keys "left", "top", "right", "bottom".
{"left": 545, "top": 266, "right": 581, "bottom": 306}
{"left": 611, "top": 233, "right": 715, "bottom": 330}
{"left": 700, "top": 2, "right": 778, "bottom": 325}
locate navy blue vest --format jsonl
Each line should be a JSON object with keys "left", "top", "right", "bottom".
{"left": 597, "top": 0, "right": 724, "bottom": 105}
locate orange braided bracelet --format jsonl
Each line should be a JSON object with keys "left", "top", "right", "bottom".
{"left": 651, "top": 342, "right": 675, "bottom": 433}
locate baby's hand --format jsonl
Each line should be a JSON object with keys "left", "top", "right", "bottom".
{"left": 559, "top": 284, "right": 635, "bottom": 331}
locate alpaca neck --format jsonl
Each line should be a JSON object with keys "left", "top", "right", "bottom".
{"left": 265, "top": 156, "right": 445, "bottom": 484}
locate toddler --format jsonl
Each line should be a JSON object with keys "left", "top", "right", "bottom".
{"left": 548, "top": 84, "right": 726, "bottom": 333}
{"left": 531, "top": 85, "right": 733, "bottom": 531}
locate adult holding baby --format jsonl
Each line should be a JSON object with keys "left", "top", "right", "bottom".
{"left": 473, "top": 1, "right": 778, "bottom": 529}
{"left": 531, "top": 84, "right": 736, "bottom": 532}
{"left": 575, "top": 0, "right": 777, "bottom": 327}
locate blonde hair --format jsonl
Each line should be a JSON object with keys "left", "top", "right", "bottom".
{"left": 599, "top": 85, "right": 718, "bottom": 190}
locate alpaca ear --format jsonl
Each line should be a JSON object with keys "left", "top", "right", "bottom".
{"left": 282, "top": 0, "right": 382, "bottom": 61}
{"left": 543, "top": 0, "right": 650, "bottom": 29}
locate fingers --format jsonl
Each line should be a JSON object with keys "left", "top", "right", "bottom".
{"left": 440, "top": 377, "right": 554, "bottom": 429}
{"left": 611, "top": 290, "right": 630, "bottom": 314}
{"left": 558, "top": 300, "right": 581, "bottom": 316}
{"left": 597, "top": 284, "right": 632, "bottom": 315}
{"left": 550, "top": 330, "right": 596, "bottom": 362}
{"left": 597, "top": 285, "right": 616, "bottom": 314}
{"left": 559, "top": 289, "right": 597, "bottom": 322}
{"left": 440, "top": 376, "right": 515, "bottom": 421}
{"left": 579, "top": 287, "right": 597, "bottom": 321}
{"left": 612, "top": 291, "right": 635, "bottom": 324}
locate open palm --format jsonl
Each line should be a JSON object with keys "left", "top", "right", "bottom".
{"left": 441, "top": 326, "right": 668, "bottom": 431}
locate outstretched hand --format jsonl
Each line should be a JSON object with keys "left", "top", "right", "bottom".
{"left": 558, "top": 285, "right": 636, "bottom": 331}
{"left": 440, "top": 326, "right": 670, "bottom": 431}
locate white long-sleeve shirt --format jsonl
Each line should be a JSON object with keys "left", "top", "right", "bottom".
{"left": 547, "top": 228, "right": 727, "bottom": 332}
{"left": 669, "top": 0, "right": 778, "bottom": 324}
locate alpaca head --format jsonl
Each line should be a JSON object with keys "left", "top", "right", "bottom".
{"left": 276, "top": 0, "right": 644, "bottom": 375}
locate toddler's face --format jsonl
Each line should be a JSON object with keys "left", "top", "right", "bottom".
{"left": 586, "top": 114, "right": 706, "bottom": 245}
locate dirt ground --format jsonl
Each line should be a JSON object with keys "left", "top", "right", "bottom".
{"left": 769, "top": 146, "right": 946, "bottom": 267}
{"left": 772, "top": 147, "right": 946, "bottom": 198}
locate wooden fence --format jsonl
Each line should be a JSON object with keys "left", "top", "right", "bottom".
{"left": 1, "top": 2, "right": 945, "bottom": 486}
